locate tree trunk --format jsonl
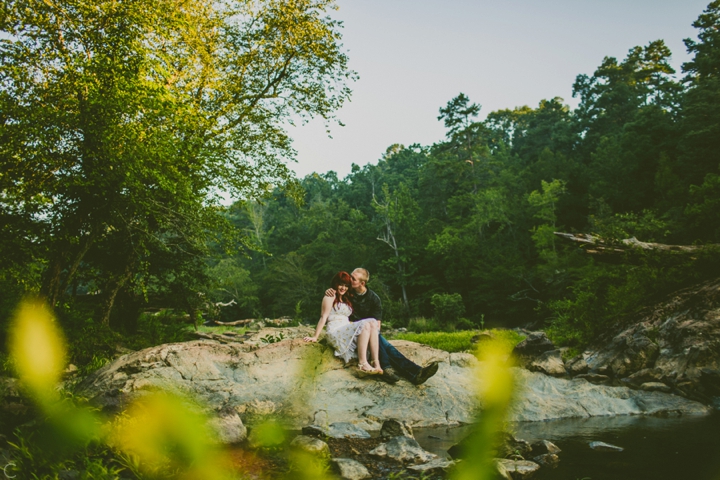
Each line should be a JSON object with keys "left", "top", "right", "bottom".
{"left": 41, "top": 257, "right": 64, "bottom": 306}
{"left": 554, "top": 232, "right": 720, "bottom": 258}
{"left": 41, "top": 228, "right": 98, "bottom": 306}
{"left": 377, "top": 221, "right": 409, "bottom": 310}
{"left": 99, "top": 263, "right": 134, "bottom": 328}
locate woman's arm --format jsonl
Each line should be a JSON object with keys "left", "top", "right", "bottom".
{"left": 303, "top": 296, "right": 334, "bottom": 342}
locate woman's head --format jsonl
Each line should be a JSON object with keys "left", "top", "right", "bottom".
{"left": 331, "top": 271, "right": 352, "bottom": 291}
{"left": 331, "top": 271, "right": 353, "bottom": 308}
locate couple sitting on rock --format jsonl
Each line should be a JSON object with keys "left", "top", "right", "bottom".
{"left": 303, "top": 268, "right": 439, "bottom": 385}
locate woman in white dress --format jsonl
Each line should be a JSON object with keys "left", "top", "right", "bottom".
{"left": 303, "top": 271, "right": 383, "bottom": 374}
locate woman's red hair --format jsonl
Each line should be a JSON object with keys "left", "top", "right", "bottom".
{"left": 331, "top": 271, "right": 353, "bottom": 310}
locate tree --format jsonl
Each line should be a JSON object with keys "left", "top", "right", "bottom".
{"left": 373, "top": 183, "right": 420, "bottom": 311}
{"left": 677, "top": 0, "right": 720, "bottom": 221}
{"left": 438, "top": 93, "right": 481, "bottom": 137}
{"left": 528, "top": 179, "right": 566, "bottom": 269}
{"left": 0, "top": 0, "right": 354, "bottom": 324}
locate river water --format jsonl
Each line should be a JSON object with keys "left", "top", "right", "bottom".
{"left": 416, "top": 412, "right": 720, "bottom": 480}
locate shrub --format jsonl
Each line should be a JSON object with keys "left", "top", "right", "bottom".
{"left": 407, "top": 317, "right": 440, "bottom": 333}
{"left": 455, "top": 318, "right": 475, "bottom": 331}
{"left": 431, "top": 293, "right": 465, "bottom": 326}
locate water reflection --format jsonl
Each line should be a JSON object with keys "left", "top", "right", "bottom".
{"left": 415, "top": 413, "right": 720, "bottom": 480}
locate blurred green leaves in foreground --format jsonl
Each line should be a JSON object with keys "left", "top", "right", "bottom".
{"left": 7, "top": 297, "right": 518, "bottom": 479}
{"left": 9, "top": 299, "right": 67, "bottom": 403}
{"left": 6, "top": 297, "right": 335, "bottom": 479}
{"left": 451, "top": 339, "right": 518, "bottom": 480}
{"left": 7, "top": 298, "right": 239, "bottom": 478}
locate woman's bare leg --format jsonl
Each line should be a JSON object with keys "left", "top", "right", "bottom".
{"left": 357, "top": 323, "right": 371, "bottom": 365}
{"left": 369, "top": 322, "right": 381, "bottom": 371}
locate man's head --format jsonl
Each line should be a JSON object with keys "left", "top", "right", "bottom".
{"left": 350, "top": 268, "right": 369, "bottom": 293}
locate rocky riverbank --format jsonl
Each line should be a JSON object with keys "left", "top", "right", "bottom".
{"left": 74, "top": 325, "right": 710, "bottom": 436}
{"left": 513, "top": 277, "right": 720, "bottom": 408}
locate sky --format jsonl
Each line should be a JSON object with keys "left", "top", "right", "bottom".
{"left": 285, "top": 0, "right": 711, "bottom": 180}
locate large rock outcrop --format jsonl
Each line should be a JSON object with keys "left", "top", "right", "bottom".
{"left": 583, "top": 277, "right": 720, "bottom": 404}
{"left": 76, "top": 327, "right": 710, "bottom": 431}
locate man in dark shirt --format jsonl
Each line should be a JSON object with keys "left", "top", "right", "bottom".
{"left": 328, "top": 267, "right": 439, "bottom": 385}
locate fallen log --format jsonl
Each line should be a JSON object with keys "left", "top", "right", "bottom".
{"left": 213, "top": 318, "right": 254, "bottom": 326}
{"left": 554, "top": 232, "right": 719, "bottom": 259}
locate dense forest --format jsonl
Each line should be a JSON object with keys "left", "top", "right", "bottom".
{"left": 2, "top": 0, "right": 720, "bottom": 359}
{"left": 207, "top": 2, "right": 720, "bottom": 345}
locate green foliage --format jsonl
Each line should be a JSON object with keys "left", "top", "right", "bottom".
{"left": 0, "top": 0, "right": 355, "bottom": 326}
{"left": 430, "top": 293, "right": 466, "bottom": 326}
{"left": 455, "top": 318, "right": 476, "bottom": 331}
{"left": 260, "top": 332, "right": 286, "bottom": 344}
{"left": 406, "top": 317, "right": 441, "bottom": 333}
{"left": 545, "top": 250, "right": 720, "bottom": 347}
{"left": 8, "top": 428, "right": 126, "bottom": 479}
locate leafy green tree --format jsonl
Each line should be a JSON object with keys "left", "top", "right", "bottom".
{"left": 0, "top": 0, "right": 354, "bottom": 324}
{"left": 677, "top": 1, "right": 720, "bottom": 240}
{"left": 373, "top": 183, "right": 420, "bottom": 311}
{"left": 528, "top": 179, "right": 566, "bottom": 271}
{"left": 438, "top": 93, "right": 481, "bottom": 137}
{"left": 206, "top": 258, "right": 260, "bottom": 319}
{"left": 430, "top": 293, "right": 465, "bottom": 327}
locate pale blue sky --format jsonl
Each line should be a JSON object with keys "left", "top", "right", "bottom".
{"left": 287, "top": 0, "right": 710, "bottom": 179}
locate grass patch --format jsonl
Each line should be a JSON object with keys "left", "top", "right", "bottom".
{"left": 392, "top": 329, "right": 525, "bottom": 354}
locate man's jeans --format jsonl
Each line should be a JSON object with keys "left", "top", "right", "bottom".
{"left": 378, "top": 335, "right": 421, "bottom": 379}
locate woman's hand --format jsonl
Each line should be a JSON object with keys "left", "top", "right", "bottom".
{"left": 303, "top": 336, "right": 318, "bottom": 343}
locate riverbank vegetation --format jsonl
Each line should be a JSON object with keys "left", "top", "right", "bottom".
{"left": 390, "top": 329, "right": 525, "bottom": 354}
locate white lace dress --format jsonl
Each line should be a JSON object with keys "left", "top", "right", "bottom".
{"left": 325, "top": 302, "right": 378, "bottom": 364}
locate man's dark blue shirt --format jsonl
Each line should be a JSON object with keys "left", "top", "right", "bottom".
{"left": 348, "top": 289, "right": 382, "bottom": 322}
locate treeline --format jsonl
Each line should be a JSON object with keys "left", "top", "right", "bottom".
{"left": 214, "top": 3, "right": 720, "bottom": 345}
{"left": 2, "top": 1, "right": 720, "bottom": 349}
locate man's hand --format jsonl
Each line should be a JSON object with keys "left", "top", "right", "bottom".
{"left": 325, "top": 288, "right": 336, "bottom": 297}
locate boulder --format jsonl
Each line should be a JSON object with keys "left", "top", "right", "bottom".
{"left": 494, "top": 459, "right": 540, "bottom": 480}
{"left": 76, "top": 327, "right": 711, "bottom": 437}
{"left": 530, "top": 439, "right": 561, "bottom": 455}
{"left": 302, "top": 422, "right": 371, "bottom": 439}
{"left": 208, "top": 411, "right": 246, "bottom": 444}
{"left": 290, "top": 435, "right": 330, "bottom": 457}
{"left": 496, "top": 432, "right": 533, "bottom": 458}
{"left": 565, "top": 355, "right": 589, "bottom": 376}
{"left": 380, "top": 419, "right": 414, "bottom": 439}
{"left": 575, "top": 373, "right": 611, "bottom": 385}
{"left": 77, "top": 332, "right": 475, "bottom": 432}
{"left": 406, "top": 458, "right": 456, "bottom": 475}
{"left": 640, "top": 382, "right": 672, "bottom": 393}
{"left": 532, "top": 453, "right": 559, "bottom": 468}
{"left": 509, "top": 368, "right": 710, "bottom": 422}
{"left": 589, "top": 441, "right": 623, "bottom": 452}
{"left": 512, "top": 332, "right": 555, "bottom": 357}
{"left": 622, "top": 367, "right": 666, "bottom": 387}
{"left": 494, "top": 460, "right": 513, "bottom": 480}
{"left": 448, "top": 431, "right": 531, "bottom": 460}
{"left": 528, "top": 350, "right": 566, "bottom": 377}
{"left": 369, "top": 436, "right": 437, "bottom": 465}
{"left": 331, "top": 458, "right": 371, "bottom": 480}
